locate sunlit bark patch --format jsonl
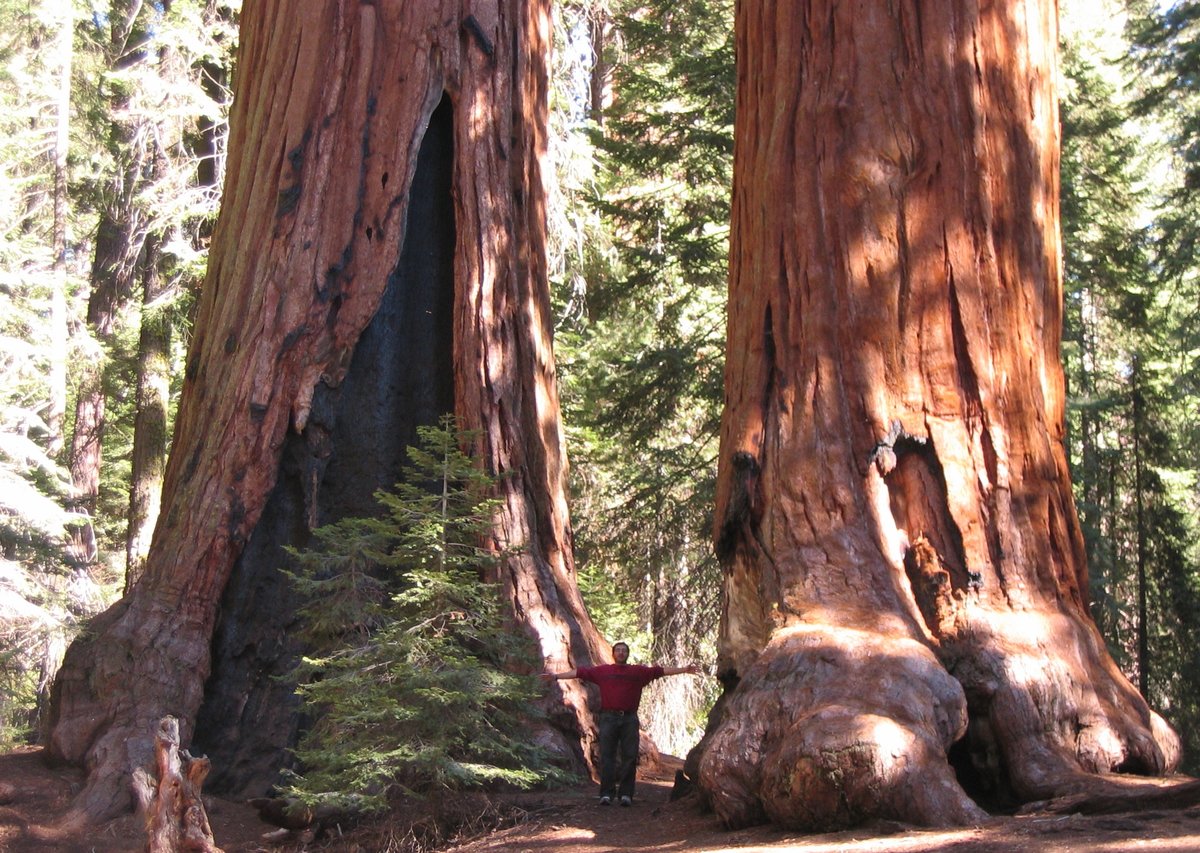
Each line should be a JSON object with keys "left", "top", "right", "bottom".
{"left": 697, "top": 625, "right": 984, "bottom": 830}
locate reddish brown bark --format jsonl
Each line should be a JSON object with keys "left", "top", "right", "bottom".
{"left": 46, "top": 0, "right": 604, "bottom": 822}
{"left": 690, "top": 0, "right": 1180, "bottom": 830}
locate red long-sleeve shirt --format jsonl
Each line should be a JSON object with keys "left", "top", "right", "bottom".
{"left": 575, "top": 663, "right": 665, "bottom": 713}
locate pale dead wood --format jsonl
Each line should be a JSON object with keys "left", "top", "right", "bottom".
{"left": 132, "top": 716, "right": 222, "bottom": 853}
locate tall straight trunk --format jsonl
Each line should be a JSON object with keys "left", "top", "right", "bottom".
{"left": 66, "top": 211, "right": 141, "bottom": 565}
{"left": 67, "top": 0, "right": 155, "bottom": 552}
{"left": 1131, "top": 361, "right": 1149, "bottom": 696}
{"left": 125, "top": 233, "right": 171, "bottom": 590}
{"left": 47, "top": 0, "right": 606, "bottom": 822}
{"left": 588, "top": 10, "right": 609, "bottom": 126}
{"left": 689, "top": 0, "right": 1180, "bottom": 831}
{"left": 1076, "top": 295, "right": 1109, "bottom": 630}
{"left": 47, "top": 0, "right": 73, "bottom": 459}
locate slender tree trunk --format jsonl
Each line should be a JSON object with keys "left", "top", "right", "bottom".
{"left": 1075, "top": 294, "right": 1109, "bottom": 632}
{"left": 588, "top": 9, "right": 609, "bottom": 126}
{"left": 689, "top": 0, "right": 1180, "bottom": 831}
{"left": 66, "top": 214, "right": 140, "bottom": 565}
{"left": 126, "top": 234, "right": 171, "bottom": 590}
{"left": 1131, "top": 360, "right": 1149, "bottom": 696}
{"left": 67, "top": 0, "right": 155, "bottom": 558}
{"left": 68, "top": 200, "right": 142, "bottom": 539}
{"left": 47, "top": 0, "right": 73, "bottom": 458}
{"left": 1106, "top": 452, "right": 1127, "bottom": 650}
{"left": 47, "top": 0, "right": 605, "bottom": 822}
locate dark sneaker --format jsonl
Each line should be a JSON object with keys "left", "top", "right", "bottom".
{"left": 619, "top": 796, "right": 632, "bottom": 807}
{"left": 599, "top": 796, "right": 612, "bottom": 805}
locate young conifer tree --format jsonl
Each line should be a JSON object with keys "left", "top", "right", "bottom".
{"left": 283, "top": 415, "right": 564, "bottom": 810}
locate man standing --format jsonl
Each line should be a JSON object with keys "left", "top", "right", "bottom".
{"left": 544, "top": 642, "right": 701, "bottom": 805}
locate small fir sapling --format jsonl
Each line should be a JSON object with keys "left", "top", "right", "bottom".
{"left": 282, "top": 415, "right": 567, "bottom": 812}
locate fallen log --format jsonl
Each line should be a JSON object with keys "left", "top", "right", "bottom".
{"left": 1019, "top": 777, "right": 1200, "bottom": 817}
{"left": 131, "top": 716, "right": 222, "bottom": 852}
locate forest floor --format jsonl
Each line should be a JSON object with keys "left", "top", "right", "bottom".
{"left": 4, "top": 746, "right": 1200, "bottom": 852}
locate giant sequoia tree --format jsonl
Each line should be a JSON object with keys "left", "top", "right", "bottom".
{"left": 688, "top": 0, "right": 1182, "bottom": 830}
{"left": 45, "top": 0, "right": 607, "bottom": 822}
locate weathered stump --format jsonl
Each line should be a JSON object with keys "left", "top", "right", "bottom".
{"left": 132, "top": 716, "right": 222, "bottom": 853}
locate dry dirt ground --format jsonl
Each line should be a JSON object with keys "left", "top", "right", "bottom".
{"left": 4, "top": 746, "right": 1200, "bottom": 852}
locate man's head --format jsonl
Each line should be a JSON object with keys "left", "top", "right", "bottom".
{"left": 612, "top": 642, "right": 630, "bottom": 664}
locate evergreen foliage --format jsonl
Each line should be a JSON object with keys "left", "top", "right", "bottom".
{"left": 552, "top": 0, "right": 732, "bottom": 753}
{"left": 0, "top": 0, "right": 238, "bottom": 749}
{"left": 75, "top": 0, "right": 237, "bottom": 560}
{"left": 0, "top": 0, "right": 113, "bottom": 744}
{"left": 1060, "top": 31, "right": 1153, "bottom": 657}
{"left": 1062, "top": 5, "right": 1200, "bottom": 770}
{"left": 283, "top": 416, "right": 565, "bottom": 812}
{"left": 1128, "top": 0, "right": 1200, "bottom": 283}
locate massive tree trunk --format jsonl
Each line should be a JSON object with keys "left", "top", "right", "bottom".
{"left": 46, "top": 0, "right": 605, "bottom": 822}
{"left": 689, "top": 0, "right": 1181, "bottom": 831}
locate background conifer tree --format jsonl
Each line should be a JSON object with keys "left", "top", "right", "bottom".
{"left": 0, "top": 0, "right": 238, "bottom": 746}
{"left": 1062, "top": 2, "right": 1200, "bottom": 772}
{"left": 553, "top": 0, "right": 734, "bottom": 754}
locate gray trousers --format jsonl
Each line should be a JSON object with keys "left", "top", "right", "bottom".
{"left": 597, "top": 711, "right": 640, "bottom": 798}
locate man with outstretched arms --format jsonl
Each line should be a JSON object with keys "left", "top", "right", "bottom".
{"left": 544, "top": 641, "right": 701, "bottom": 806}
